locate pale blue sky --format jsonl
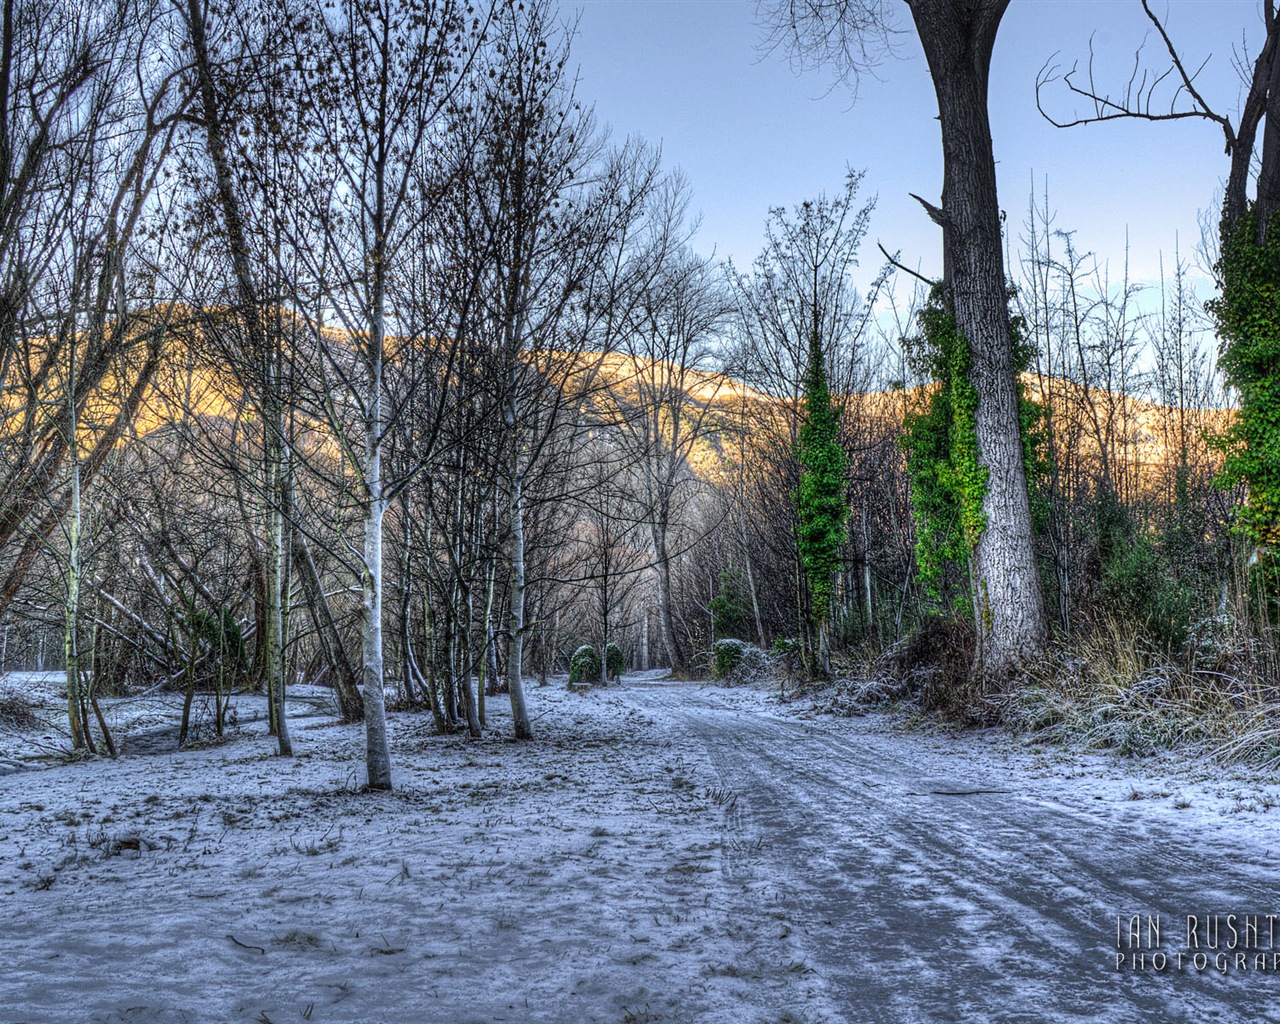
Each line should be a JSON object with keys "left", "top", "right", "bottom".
{"left": 570, "top": 0, "right": 1262, "bottom": 292}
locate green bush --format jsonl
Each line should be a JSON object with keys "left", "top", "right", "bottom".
{"left": 713, "top": 638, "right": 749, "bottom": 680}
{"left": 769, "top": 636, "right": 802, "bottom": 687}
{"left": 605, "top": 642, "right": 625, "bottom": 681}
{"left": 1100, "top": 534, "right": 1197, "bottom": 648}
{"left": 710, "top": 566, "right": 754, "bottom": 640}
{"left": 713, "top": 639, "right": 769, "bottom": 685}
{"left": 569, "top": 645, "right": 601, "bottom": 685}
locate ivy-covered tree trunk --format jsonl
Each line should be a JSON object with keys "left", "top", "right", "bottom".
{"left": 1211, "top": 214, "right": 1280, "bottom": 563}
{"left": 909, "top": 0, "right": 1047, "bottom": 678}
{"left": 901, "top": 296, "right": 990, "bottom": 645}
{"left": 1211, "top": 27, "right": 1280, "bottom": 569}
{"left": 797, "top": 327, "right": 848, "bottom": 678}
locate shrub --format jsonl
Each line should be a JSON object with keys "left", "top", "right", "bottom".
{"left": 713, "top": 638, "right": 749, "bottom": 680}
{"left": 710, "top": 566, "right": 754, "bottom": 640}
{"left": 714, "top": 638, "right": 769, "bottom": 684}
{"left": 770, "top": 637, "right": 799, "bottom": 657}
{"left": 768, "top": 637, "right": 802, "bottom": 689}
{"left": 727, "top": 645, "right": 770, "bottom": 686}
{"left": 605, "top": 642, "right": 625, "bottom": 681}
{"left": 1099, "top": 533, "right": 1198, "bottom": 648}
{"left": 569, "top": 645, "right": 601, "bottom": 685}
{"left": 892, "top": 614, "right": 990, "bottom": 722}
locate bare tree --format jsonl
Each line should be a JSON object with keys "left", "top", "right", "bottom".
{"left": 278, "top": 0, "right": 483, "bottom": 786}
{"left": 1036, "top": 0, "right": 1280, "bottom": 241}
{"left": 454, "top": 0, "right": 660, "bottom": 736}
{"left": 0, "top": 0, "right": 188, "bottom": 745}
{"left": 1035, "top": 0, "right": 1280, "bottom": 608}
{"left": 729, "top": 171, "right": 880, "bottom": 665}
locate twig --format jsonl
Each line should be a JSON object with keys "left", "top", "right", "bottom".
{"left": 227, "top": 933, "right": 266, "bottom": 955}
{"left": 906, "top": 788, "right": 1011, "bottom": 797}
{"left": 877, "top": 243, "right": 938, "bottom": 288}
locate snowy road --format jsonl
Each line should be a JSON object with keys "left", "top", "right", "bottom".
{"left": 632, "top": 682, "right": 1280, "bottom": 1023}
{"left": 2, "top": 676, "right": 1279, "bottom": 1023}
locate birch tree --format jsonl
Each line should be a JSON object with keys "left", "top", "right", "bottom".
{"left": 285, "top": 0, "right": 483, "bottom": 787}
{"left": 460, "top": 0, "right": 658, "bottom": 736}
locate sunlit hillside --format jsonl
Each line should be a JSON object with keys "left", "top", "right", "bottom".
{"left": 18, "top": 322, "right": 1224, "bottom": 515}
{"left": 585, "top": 351, "right": 1232, "bottom": 503}
{"left": 127, "top": 337, "right": 1236, "bottom": 506}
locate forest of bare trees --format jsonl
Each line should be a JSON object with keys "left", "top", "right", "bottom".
{"left": 5, "top": 0, "right": 1280, "bottom": 790}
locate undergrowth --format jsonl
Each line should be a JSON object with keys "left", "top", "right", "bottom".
{"left": 0, "top": 689, "right": 40, "bottom": 729}
{"left": 810, "top": 614, "right": 1280, "bottom": 767}
{"left": 999, "top": 615, "right": 1280, "bottom": 764}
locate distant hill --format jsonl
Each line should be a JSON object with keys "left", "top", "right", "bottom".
{"left": 108, "top": 333, "right": 1231, "bottom": 509}
{"left": 587, "top": 351, "right": 1230, "bottom": 503}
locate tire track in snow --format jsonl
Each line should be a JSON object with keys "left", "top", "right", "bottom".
{"left": 624, "top": 683, "right": 1276, "bottom": 1024}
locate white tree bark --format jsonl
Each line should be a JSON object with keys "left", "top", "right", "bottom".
{"left": 505, "top": 403, "right": 532, "bottom": 739}
{"left": 265, "top": 427, "right": 291, "bottom": 756}
{"left": 64, "top": 377, "right": 84, "bottom": 750}
{"left": 362, "top": 311, "right": 392, "bottom": 789}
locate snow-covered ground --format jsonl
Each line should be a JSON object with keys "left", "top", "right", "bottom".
{"left": 1, "top": 672, "right": 1278, "bottom": 1022}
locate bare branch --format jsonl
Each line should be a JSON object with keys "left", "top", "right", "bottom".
{"left": 1035, "top": 13, "right": 1233, "bottom": 152}
{"left": 877, "top": 242, "right": 937, "bottom": 288}
{"left": 755, "top": 0, "right": 902, "bottom": 98}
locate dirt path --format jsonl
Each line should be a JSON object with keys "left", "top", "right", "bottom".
{"left": 626, "top": 681, "right": 1279, "bottom": 1023}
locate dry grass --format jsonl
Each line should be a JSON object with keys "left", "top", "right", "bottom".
{"left": 998, "top": 617, "right": 1280, "bottom": 764}
{"left": 813, "top": 614, "right": 1280, "bottom": 766}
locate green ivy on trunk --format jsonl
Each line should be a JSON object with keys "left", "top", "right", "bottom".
{"left": 1209, "top": 208, "right": 1280, "bottom": 560}
{"left": 796, "top": 329, "right": 849, "bottom": 632}
{"left": 902, "top": 289, "right": 1049, "bottom": 609}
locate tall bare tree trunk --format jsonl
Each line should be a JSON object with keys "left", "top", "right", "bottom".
{"left": 64, "top": 379, "right": 84, "bottom": 750}
{"left": 505, "top": 413, "right": 533, "bottom": 738}
{"left": 860, "top": 504, "right": 874, "bottom": 629}
{"left": 743, "top": 542, "right": 767, "bottom": 649}
{"left": 459, "top": 580, "right": 482, "bottom": 738}
{"left": 184, "top": 0, "right": 294, "bottom": 748}
{"left": 651, "top": 521, "right": 682, "bottom": 672}
{"left": 910, "top": 0, "right": 1047, "bottom": 679}
{"left": 265, "top": 423, "right": 291, "bottom": 756}
{"left": 483, "top": 557, "right": 498, "bottom": 700}
{"left": 361, "top": 323, "right": 392, "bottom": 788}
